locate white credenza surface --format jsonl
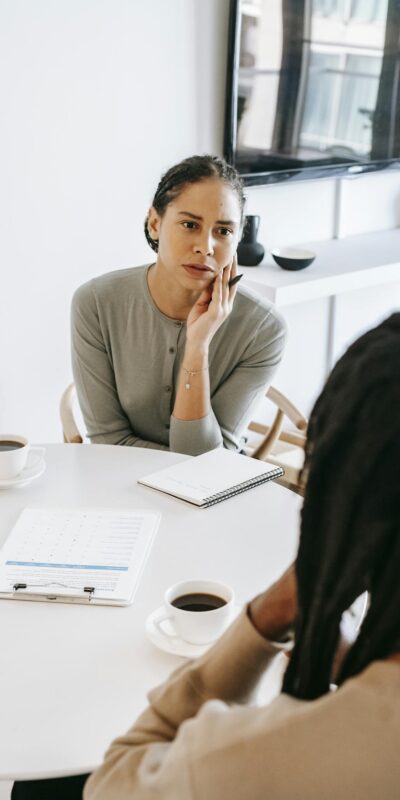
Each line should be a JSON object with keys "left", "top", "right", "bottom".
{"left": 241, "top": 228, "right": 400, "bottom": 308}
{"left": 241, "top": 228, "right": 400, "bottom": 419}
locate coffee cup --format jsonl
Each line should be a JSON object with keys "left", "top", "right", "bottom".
{"left": 155, "top": 580, "right": 234, "bottom": 645}
{"left": 0, "top": 435, "right": 44, "bottom": 481}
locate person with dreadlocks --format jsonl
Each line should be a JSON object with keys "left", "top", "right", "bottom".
{"left": 71, "top": 154, "right": 286, "bottom": 453}
{"left": 81, "top": 313, "right": 400, "bottom": 800}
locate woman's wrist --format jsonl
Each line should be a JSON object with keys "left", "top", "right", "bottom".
{"left": 173, "top": 342, "right": 211, "bottom": 420}
{"left": 182, "top": 343, "right": 209, "bottom": 369}
{"left": 248, "top": 599, "right": 294, "bottom": 642}
{"left": 248, "top": 566, "right": 297, "bottom": 642}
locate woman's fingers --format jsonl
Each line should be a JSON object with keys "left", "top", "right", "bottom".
{"left": 220, "top": 258, "right": 234, "bottom": 303}
{"left": 225, "top": 255, "right": 240, "bottom": 304}
{"left": 186, "top": 256, "right": 239, "bottom": 344}
{"left": 197, "top": 286, "right": 213, "bottom": 308}
{"left": 206, "top": 270, "right": 220, "bottom": 311}
{"left": 208, "top": 257, "right": 239, "bottom": 317}
{"left": 204, "top": 256, "right": 238, "bottom": 324}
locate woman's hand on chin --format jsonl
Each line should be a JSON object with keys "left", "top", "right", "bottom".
{"left": 186, "top": 256, "right": 239, "bottom": 349}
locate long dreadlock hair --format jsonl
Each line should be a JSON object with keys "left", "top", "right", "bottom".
{"left": 282, "top": 313, "right": 400, "bottom": 701}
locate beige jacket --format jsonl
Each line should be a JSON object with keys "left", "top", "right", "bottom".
{"left": 84, "top": 610, "right": 400, "bottom": 799}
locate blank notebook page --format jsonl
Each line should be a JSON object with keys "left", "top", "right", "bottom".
{"left": 138, "top": 448, "right": 283, "bottom": 506}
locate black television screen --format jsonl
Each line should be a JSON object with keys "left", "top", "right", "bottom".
{"left": 224, "top": 0, "right": 400, "bottom": 186}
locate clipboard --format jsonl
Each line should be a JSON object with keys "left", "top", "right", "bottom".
{"left": 0, "top": 507, "right": 161, "bottom": 606}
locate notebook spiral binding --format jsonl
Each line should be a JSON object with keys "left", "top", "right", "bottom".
{"left": 202, "top": 466, "right": 284, "bottom": 508}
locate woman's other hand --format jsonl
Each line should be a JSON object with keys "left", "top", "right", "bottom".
{"left": 248, "top": 565, "right": 298, "bottom": 642}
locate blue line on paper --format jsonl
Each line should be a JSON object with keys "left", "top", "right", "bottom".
{"left": 5, "top": 561, "right": 128, "bottom": 571}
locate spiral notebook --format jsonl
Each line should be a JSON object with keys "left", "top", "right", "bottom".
{"left": 138, "top": 449, "right": 284, "bottom": 508}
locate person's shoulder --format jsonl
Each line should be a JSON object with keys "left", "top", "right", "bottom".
{"left": 72, "top": 265, "right": 149, "bottom": 308}
{"left": 234, "top": 285, "right": 287, "bottom": 338}
{"left": 235, "top": 283, "right": 274, "bottom": 314}
{"left": 82, "top": 264, "right": 148, "bottom": 296}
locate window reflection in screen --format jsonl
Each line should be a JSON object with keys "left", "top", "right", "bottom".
{"left": 234, "top": 0, "right": 397, "bottom": 173}
{"left": 300, "top": 52, "right": 382, "bottom": 156}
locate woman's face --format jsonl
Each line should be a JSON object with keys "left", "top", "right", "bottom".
{"left": 148, "top": 178, "right": 242, "bottom": 291}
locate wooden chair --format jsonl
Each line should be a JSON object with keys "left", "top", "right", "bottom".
{"left": 60, "top": 383, "right": 83, "bottom": 443}
{"left": 246, "top": 386, "right": 308, "bottom": 495}
{"left": 60, "top": 383, "right": 308, "bottom": 493}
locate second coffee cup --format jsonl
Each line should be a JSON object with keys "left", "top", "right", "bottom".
{"left": 156, "top": 579, "right": 234, "bottom": 645}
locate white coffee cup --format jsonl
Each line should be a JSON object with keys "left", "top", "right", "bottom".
{"left": 0, "top": 434, "right": 44, "bottom": 481}
{"left": 155, "top": 580, "right": 235, "bottom": 645}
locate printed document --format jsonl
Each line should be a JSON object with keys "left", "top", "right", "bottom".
{"left": 0, "top": 507, "right": 160, "bottom": 605}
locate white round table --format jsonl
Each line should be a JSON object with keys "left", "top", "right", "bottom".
{"left": 0, "top": 444, "right": 301, "bottom": 780}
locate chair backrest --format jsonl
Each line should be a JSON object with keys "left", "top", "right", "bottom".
{"left": 60, "top": 384, "right": 83, "bottom": 443}
{"left": 251, "top": 386, "right": 307, "bottom": 460}
{"left": 247, "top": 386, "right": 308, "bottom": 494}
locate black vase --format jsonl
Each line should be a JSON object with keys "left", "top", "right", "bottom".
{"left": 237, "top": 215, "right": 265, "bottom": 267}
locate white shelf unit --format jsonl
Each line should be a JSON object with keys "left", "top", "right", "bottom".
{"left": 241, "top": 228, "right": 400, "bottom": 307}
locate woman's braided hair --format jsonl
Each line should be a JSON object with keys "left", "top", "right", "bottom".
{"left": 282, "top": 313, "right": 400, "bottom": 700}
{"left": 144, "top": 154, "right": 245, "bottom": 253}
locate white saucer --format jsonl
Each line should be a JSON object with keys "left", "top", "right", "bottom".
{"left": 145, "top": 604, "right": 241, "bottom": 658}
{"left": 0, "top": 456, "right": 46, "bottom": 489}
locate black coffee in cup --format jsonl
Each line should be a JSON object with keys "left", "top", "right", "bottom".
{"left": 172, "top": 593, "right": 227, "bottom": 612}
{"left": 0, "top": 441, "right": 24, "bottom": 452}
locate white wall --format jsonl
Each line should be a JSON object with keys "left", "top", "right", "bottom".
{"left": 1, "top": 0, "right": 399, "bottom": 444}
{"left": 0, "top": 0, "right": 229, "bottom": 441}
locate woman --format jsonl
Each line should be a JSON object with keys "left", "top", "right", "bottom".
{"left": 71, "top": 155, "right": 286, "bottom": 454}
{"left": 83, "top": 313, "right": 400, "bottom": 799}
